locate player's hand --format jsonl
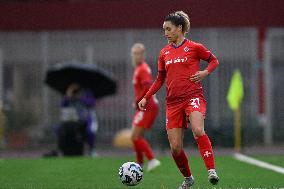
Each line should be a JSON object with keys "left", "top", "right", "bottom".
{"left": 189, "top": 70, "right": 209, "bottom": 83}
{"left": 138, "top": 98, "right": 147, "bottom": 111}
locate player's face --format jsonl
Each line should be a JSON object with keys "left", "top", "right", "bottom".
{"left": 131, "top": 47, "right": 145, "bottom": 67}
{"left": 163, "top": 21, "right": 182, "bottom": 43}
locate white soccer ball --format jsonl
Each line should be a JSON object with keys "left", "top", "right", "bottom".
{"left": 118, "top": 162, "right": 143, "bottom": 186}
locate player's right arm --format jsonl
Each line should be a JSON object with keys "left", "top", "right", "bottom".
{"left": 138, "top": 52, "right": 166, "bottom": 110}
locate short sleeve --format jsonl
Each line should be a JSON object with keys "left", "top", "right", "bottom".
{"left": 196, "top": 43, "right": 212, "bottom": 61}
{"left": 158, "top": 51, "right": 166, "bottom": 71}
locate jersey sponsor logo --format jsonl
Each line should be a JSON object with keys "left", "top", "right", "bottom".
{"left": 190, "top": 98, "right": 200, "bottom": 109}
{"left": 165, "top": 51, "right": 170, "bottom": 55}
{"left": 184, "top": 46, "right": 190, "bottom": 52}
{"left": 165, "top": 57, "right": 188, "bottom": 65}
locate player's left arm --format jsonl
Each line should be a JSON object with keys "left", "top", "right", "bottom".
{"left": 190, "top": 43, "right": 219, "bottom": 83}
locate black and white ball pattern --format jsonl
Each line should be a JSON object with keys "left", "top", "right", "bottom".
{"left": 119, "top": 162, "right": 143, "bottom": 186}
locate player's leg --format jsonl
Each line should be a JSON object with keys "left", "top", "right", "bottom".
{"left": 188, "top": 111, "right": 219, "bottom": 184}
{"left": 166, "top": 104, "right": 194, "bottom": 188}
{"left": 131, "top": 126, "right": 145, "bottom": 166}
{"left": 167, "top": 127, "right": 194, "bottom": 188}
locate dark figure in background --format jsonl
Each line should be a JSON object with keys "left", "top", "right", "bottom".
{"left": 58, "top": 83, "right": 98, "bottom": 156}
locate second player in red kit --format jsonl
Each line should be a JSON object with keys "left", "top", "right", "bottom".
{"left": 138, "top": 11, "right": 219, "bottom": 188}
{"left": 131, "top": 43, "right": 161, "bottom": 172}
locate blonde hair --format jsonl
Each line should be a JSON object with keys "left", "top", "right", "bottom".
{"left": 131, "top": 43, "right": 145, "bottom": 52}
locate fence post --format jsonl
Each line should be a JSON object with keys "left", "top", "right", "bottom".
{"left": 263, "top": 32, "right": 273, "bottom": 145}
{"left": 41, "top": 32, "right": 49, "bottom": 131}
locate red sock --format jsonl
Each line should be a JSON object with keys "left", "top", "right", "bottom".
{"left": 196, "top": 134, "right": 215, "bottom": 170}
{"left": 133, "top": 139, "right": 144, "bottom": 165}
{"left": 172, "top": 150, "right": 192, "bottom": 177}
{"left": 134, "top": 138, "right": 154, "bottom": 161}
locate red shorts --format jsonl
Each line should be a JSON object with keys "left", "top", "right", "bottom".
{"left": 166, "top": 96, "right": 206, "bottom": 130}
{"left": 132, "top": 100, "right": 159, "bottom": 129}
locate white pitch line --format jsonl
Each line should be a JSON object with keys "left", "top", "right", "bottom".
{"left": 234, "top": 153, "right": 284, "bottom": 175}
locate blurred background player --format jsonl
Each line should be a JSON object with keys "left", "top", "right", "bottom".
{"left": 130, "top": 43, "right": 161, "bottom": 171}
{"left": 138, "top": 11, "right": 219, "bottom": 188}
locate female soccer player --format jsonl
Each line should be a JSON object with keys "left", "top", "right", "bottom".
{"left": 138, "top": 11, "right": 219, "bottom": 188}
{"left": 130, "top": 43, "right": 161, "bottom": 172}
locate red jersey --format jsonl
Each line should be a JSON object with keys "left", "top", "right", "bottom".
{"left": 133, "top": 62, "right": 155, "bottom": 104}
{"left": 145, "top": 39, "right": 219, "bottom": 105}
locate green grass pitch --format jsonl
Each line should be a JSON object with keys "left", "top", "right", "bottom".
{"left": 0, "top": 155, "right": 283, "bottom": 189}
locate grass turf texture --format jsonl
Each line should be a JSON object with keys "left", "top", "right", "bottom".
{"left": 0, "top": 156, "right": 283, "bottom": 189}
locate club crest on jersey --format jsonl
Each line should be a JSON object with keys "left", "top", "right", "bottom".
{"left": 165, "top": 57, "right": 188, "bottom": 65}
{"left": 184, "top": 46, "right": 190, "bottom": 52}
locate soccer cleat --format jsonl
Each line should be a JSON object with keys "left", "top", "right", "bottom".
{"left": 178, "top": 175, "right": 194, "bottom": 189}
{"left": 146, "top": 159, "right": 161, "bottom": 172}
{"left": 208, "top": 169, "right": 219, "bottom": 185}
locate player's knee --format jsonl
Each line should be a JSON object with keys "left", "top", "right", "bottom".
{"left": 131, "top": 133, "right": 139, "bottom": 141}
{"left": 192, "top": 127, "right": 205, "bottom": 137}
{"left": 170, "top": 141, "right": 182, "bottom": 155}
{"left": 131, "top": 130, "right": 142, "bottom": 141}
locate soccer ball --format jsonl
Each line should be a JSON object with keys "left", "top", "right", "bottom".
{"left": 118, "top": 162, "right": 143, "bottom": 186}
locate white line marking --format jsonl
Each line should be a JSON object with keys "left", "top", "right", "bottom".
{"left": 234, "top": 153, "right": 284, "bottom": 175}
